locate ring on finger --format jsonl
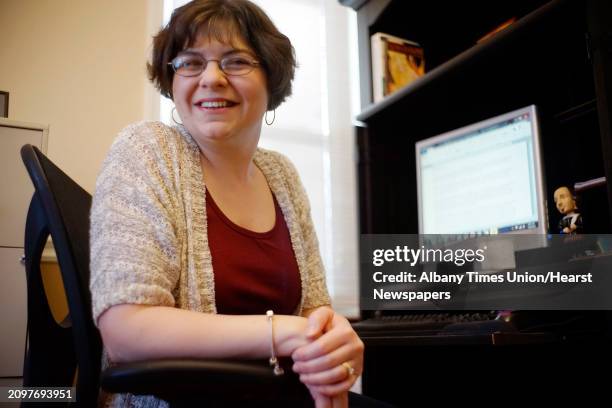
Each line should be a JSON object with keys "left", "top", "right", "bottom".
{"left": 341, "top": 362, "right": 356, "bottom": 377}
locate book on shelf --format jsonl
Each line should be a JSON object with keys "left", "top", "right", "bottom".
{"left": 370, "top": 32, "right": 425, "bottom": 103}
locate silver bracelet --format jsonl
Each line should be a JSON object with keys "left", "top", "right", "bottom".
{"left": 266, "top": 310, "right": 284, "bottom": 375}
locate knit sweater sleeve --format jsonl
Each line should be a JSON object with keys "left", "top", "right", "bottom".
{"left": 90, "top": 122, "right": 182, "bottom": 326}
{"left": 274, "top": 153, "right": 331, "bottom": 310}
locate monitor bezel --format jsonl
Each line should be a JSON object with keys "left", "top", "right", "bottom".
{"left": 415, "top": 104, "right": 547, "bottom": 235}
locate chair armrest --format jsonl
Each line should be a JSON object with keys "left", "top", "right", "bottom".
{"left": 100, "top": 358, "right": 311, "bottom": 402}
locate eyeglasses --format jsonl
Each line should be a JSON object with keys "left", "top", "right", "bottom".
{"left": 168, "top": 53, "right": 260, "bottom": 77}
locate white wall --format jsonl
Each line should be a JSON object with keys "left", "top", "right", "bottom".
{"left": 0, "top": 0, "right": 162, "bottom": 192}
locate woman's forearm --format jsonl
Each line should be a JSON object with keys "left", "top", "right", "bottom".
{"left": 98, "top": 304, "right": 310, "bottom": 363}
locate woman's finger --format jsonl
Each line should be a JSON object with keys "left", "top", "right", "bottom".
{"left": 331, "top": 392, "right": 348, "bottom": 408}
{"left": 293, "top": 342, "right": 363, "bottom": 375}
{"left": 308, "top": 385, "right": 332, "bottom": 408}
{"left": 306, "top": 307, "right": 334, "bottom": 338}
{"left": 292, "top": 320, "right": 358, "bottom": 361}
{"left": 299, "top": 361, "right": 354, "bottom": 385}
{"left": 307, "top": 377, "right": 356, "bottom": 397}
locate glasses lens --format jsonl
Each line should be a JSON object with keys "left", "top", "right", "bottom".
{"left": 221, "top": 56, "right": 255, "bottom": 76}
{"left": 173, "top": 55, "right": 205, "bottom": 76}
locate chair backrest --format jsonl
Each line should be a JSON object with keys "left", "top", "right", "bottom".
{"left": 21, "top": 144, "right": 101, "bottom": 407}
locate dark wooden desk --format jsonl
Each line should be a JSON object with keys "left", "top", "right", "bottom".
{"left": 358, "top": 329, "right": 610, "bottom": 407}
{"left": 360, "top": 331, "right": 557, "bottom": 347}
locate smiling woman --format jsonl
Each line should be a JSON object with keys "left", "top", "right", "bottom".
{"left": 161, "top": 0, "right": 362, "bottom": 321}
{"left": 89, "top": 1, "right": 369, "bottom": 407}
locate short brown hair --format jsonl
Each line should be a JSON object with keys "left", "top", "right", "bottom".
{"left": 147, "top": 0, "right": 296, "bottom": 110}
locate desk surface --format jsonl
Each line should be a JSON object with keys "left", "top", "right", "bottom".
{"left": 359, "top": 331, "right": 558, "bottom": 346}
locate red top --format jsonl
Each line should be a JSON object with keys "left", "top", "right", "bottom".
{"left": 206, "top": 189, "right": 302, "bottom": 315}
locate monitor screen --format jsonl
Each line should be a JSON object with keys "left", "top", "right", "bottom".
{"left": 416, "top": 105, "right": 547, "bottom": 235}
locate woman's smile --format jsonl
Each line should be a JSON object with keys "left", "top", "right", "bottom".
{"left": 194, "top": 97, "right": 239, "bottom": 113}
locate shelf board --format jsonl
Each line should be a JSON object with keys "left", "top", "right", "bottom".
{"left": 575, "top": 176, "right": 607, "bottom": 192}
{"left": 338, "top": 0, "right": 369, "bottom": 10}
{"left": 554, "top": 99, "right": 597, "bottom": 123}
{"left": 356, "top": 0, "right": 568, "bottom": 123}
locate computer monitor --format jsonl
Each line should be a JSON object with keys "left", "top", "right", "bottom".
{"left": 416, "top": 105, "right": 547, "bottom": 236}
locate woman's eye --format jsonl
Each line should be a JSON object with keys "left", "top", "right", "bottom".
{"left": 179, "top": 58, "right": 203, "bottom": 69}
{"left": 225, "top": 58, "right": 250, "bottom": 66}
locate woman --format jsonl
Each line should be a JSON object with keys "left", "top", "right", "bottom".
{"left": 90, "top": 1, "right": 366, "bottom": 407}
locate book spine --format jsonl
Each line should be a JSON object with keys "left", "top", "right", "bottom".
{"left": 371, "top": 34, "right": 386, "bottom": 103}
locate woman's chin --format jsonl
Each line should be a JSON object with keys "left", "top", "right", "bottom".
{"left": 194, "top": 124, "right": 234, "bottom": 142}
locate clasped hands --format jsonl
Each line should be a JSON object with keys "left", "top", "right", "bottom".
{"left": 291, "top": 306, "right": 364, "bottom": 408}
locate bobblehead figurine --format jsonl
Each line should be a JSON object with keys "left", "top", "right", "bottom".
{"left": 553, "top": 186, "right": 583, "bottom": 234}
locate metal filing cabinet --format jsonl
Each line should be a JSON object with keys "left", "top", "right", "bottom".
{"left": 0, "top": 118, "right": 48, "bottom": 377}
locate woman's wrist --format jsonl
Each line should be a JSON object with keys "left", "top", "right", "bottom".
{"left": 273, "top": 315, "right": 311, "bottom": 356}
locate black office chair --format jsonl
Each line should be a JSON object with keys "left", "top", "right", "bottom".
{"left": 20, "top": 144, "right": 312, "bottom": 407}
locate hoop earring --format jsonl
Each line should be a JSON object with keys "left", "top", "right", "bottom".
{"left": 171, "top": 107, "right": 183, "bottom": 125}
{"left": 265, "top": 110, "right": 276, "bottom": 126}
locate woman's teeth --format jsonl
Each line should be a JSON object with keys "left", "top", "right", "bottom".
{"left": 199, "top": 101, "right": 230, "bottom": 108}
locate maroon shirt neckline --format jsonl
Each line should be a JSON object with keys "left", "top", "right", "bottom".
{"left": 205, "top": 189, "right": 279, "bottom": 239}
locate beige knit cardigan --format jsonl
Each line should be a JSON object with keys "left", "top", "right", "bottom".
{"left": 90, "top": 121, "right": 330, "bottom": 407}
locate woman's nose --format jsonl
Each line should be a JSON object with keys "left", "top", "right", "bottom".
{"left": 198, "top": 60, "right": 228, "bottom": 87}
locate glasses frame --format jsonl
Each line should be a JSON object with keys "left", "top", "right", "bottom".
{"left": 168, "top": 53, "right": 261, "bottom": 77}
